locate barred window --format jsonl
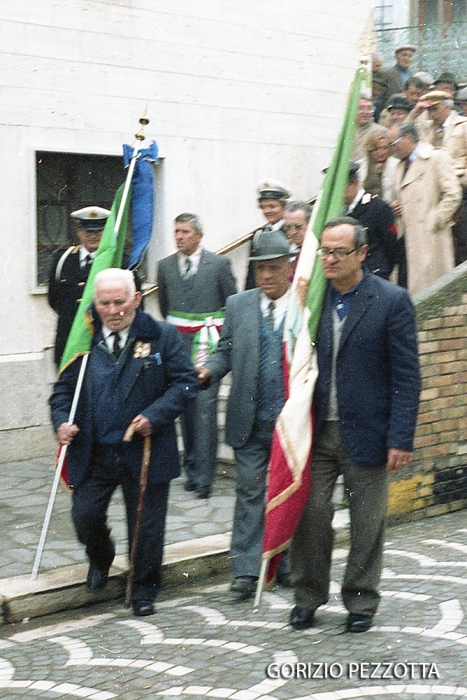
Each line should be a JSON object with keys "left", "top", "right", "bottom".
{"left": 36, "top": 151, "right": 125, "bottom": 286}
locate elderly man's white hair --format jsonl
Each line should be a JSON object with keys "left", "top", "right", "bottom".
{"left": 94, "top": 268, "right": 136, "bottom": 298}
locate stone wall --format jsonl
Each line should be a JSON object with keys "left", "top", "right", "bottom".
{"left": 388, "top": 261, "right": 467, "bottom": 522}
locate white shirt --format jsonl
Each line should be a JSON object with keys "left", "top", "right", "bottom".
{"left": 178, "top": 245, "right": 202, "bottom": 276}
{"left": 79, "top": 246, "right": 96, "bottom": 267}
{"left": 260, "top": 288, "right": 290, "bottom": 330}
{"left": 102, "top": 325, "right": 130, "bottom": 353}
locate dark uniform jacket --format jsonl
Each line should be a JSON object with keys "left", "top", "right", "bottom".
{"left": 49, "top": 308, "right": 198, "bottom": 489}
{"left": 349, "top": 192, "right": 398, "bottom": 279}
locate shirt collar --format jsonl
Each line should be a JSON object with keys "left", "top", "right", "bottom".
{"left": 346, "top": 187, "right": 365, "bottom": 214}
{"left": 408, "top": 142, "right": 422, "bottom": 164}
{"left": 102, "top": 325, "right": 131, "bottom": 350}
{"left": 79, "top": 246, "right": 96, "bottom": 263}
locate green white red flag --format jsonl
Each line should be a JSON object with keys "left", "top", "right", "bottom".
{"left": 262, "top": 65, "right": 368, "bottom": 583}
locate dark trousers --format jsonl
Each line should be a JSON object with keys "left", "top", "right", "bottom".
{"left": 71, "top": 446, "right": 170, "bottom": 602}
{"left": 231, "top": 420, "right": 289, "bottom": 578}
{"left": 180, "top": 378, "right": 219, "bottom": 490}
{"left": 291, "top": 421, "right": 387, "bottom": 616}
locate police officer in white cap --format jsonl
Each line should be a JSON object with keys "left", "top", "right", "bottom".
{"left": 48, "top": 206, "right": 110, "bottom": 366}
{"left": 245, "top": 179, "right": 291, "bottom": 289}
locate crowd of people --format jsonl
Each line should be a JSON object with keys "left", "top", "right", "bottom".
{"left": 357, "top": 44, "right": 467, "bottom": 290}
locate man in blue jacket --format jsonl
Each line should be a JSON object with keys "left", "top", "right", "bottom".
{"left": 50, "top": 268, "right": 198, "bottom": 617}
{"left": 289, "top": 217, "right": 421, "bottom": 634}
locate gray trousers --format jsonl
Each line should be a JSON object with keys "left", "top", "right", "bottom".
{"left": 181, "top": 378, "right": 219, "bottom": 491}
{"left": 231, "top": 420, "right": 289, "bottom": 578}
{"left": 291, "top": 421, "right": 387, "bottom": 616}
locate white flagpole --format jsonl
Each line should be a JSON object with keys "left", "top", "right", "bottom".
{"left": 253, "top": 558, "right": 269, "bottom": 611}
{"left": 31, "top": 353, "right": 89, "bottom": 580}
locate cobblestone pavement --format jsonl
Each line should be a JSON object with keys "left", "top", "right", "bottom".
{"left": 0, "top": 457, "right": 235, "bottom": 579}
{"left": 1, "top": 509, "right": 467, "bottom": 700}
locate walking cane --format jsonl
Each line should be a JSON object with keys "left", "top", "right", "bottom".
{"left": 123, "top": 421, "right": 151, "bottom": 606}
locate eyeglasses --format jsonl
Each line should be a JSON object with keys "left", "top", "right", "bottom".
{"left": 317, "top": 247, "right": 357, "bottom": 261}
{"left": 389, "top": 136, "right": 404, "bottom": 146}
{"left": 284, "top": 224, "right": 306, "bottom": 232}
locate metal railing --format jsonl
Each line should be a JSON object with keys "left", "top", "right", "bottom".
{"left": 376, "top": 22, "right": 467, "bottom": 82}
{"left": 143, "top": 195, "right": 318, "bottom": 298}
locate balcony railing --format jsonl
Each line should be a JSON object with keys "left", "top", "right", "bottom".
{"left": 376, "top": 22, "right": 467, "bottom": 82}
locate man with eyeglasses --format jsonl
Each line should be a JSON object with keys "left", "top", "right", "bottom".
{"left": 289, "top": 217, "right": 420, "bottom": 634}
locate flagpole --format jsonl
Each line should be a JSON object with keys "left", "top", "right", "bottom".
{"left": 31, "top": 353, "right": 89, "bottom": 580}
{"left": 253, "top": 559, "right": 268, "bottom": 611}
{"left": 114, "top": 115, "right": 149, "bottom": 236}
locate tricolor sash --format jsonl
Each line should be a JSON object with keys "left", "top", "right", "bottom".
{"left": 166, "top": 310, "right": 224, "bottom": 365}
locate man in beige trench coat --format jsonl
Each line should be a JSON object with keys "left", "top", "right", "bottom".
{"left": 388, "top": 121, "right": 462, "bottom": 294}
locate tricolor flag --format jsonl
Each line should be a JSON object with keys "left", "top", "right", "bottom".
{"left": 261, "top": 65, "right": 368, "bottom": 585}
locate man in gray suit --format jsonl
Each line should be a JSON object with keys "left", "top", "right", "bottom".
{"left": 157, "top": 213, "right": 237, "bottom": 498}
{"left": 198, "top": 231, "right": 292, "bottom": 599}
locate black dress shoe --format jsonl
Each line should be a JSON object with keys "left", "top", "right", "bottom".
{"left": 132, "top": 600, "right": 155, "bottom": 617}
{"left": 184, "top": 481, "right": 197, "bottom": 492}
{"left": 86, "top": 564, "right": 109, "bottom": 591}
{"left": 289, "top": 605, "right": 315, "bottom": 630}
{"left": 276, "top": 573, "right": 293, "bottom": 589}
{"left": 346, "top": 613, "right": 373, "bottom": 633}
{"left": 230, "top": 576, "right": 258, "bottom": 599}
{"left": 197, "top": 487, "right": 211, "bottom": 499}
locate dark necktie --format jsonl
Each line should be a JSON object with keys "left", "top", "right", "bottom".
{"left": 111, "top": 331, "right": 122, "bottom": 360}
{"left": 404, "top": 158, "right": 411, "bottom": 175}
{"left": 184, "top": 258, "right": 192, "bottom": 278}
{"left": 82, "top": 254, "right": 92, "bottom": 274}
{"left": 266, "top": 301, "right": 276, "bottom": 330}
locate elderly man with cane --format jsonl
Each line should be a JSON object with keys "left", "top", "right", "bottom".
{"left": 50, "top": 268, "right": 197, "bottom": 616}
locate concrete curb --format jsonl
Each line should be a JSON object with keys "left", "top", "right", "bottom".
{"left": 0, "top": 511, "right": 350, "bottom": 626}
{"left": 0, "top": 534, "right": 230, "bottom": 625}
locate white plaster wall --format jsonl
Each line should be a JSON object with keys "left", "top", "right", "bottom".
{"left": 0, "top": 0, "right": 371, "bottom": 456}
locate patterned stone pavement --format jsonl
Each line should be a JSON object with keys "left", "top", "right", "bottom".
{"left": 1, "top": 509, "right": 467, "bottom": 700}
{"left": 0, "top": 457, "right": 235, "bottom": 580}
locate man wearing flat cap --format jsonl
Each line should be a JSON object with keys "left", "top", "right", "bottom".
{"left": 198, "top": 231, "right": 293, "bottom": 599}
{"left": 433, "top": 71, "right": 459, "bottom": 97}
{"left": 381, "top": 45, "right": 416, "bottom": 108}
{"left": 48, "top": 206, "right": 110, "bottom": 366}
{"left": 410, "top": 90, "right": 467, "bottom": 264}
{"left": 244, "top": 179, "right": 291, "bottom": 289}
